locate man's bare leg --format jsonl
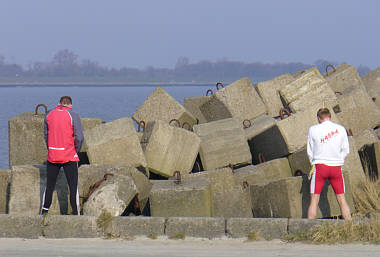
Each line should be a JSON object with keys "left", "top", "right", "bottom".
{"left": 308, "top": 194, "right": 320, "bottom": 219}
{"left": 336, "top": 194, "right": 352, "bottom": 220}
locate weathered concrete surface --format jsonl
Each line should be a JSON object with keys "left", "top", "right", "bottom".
{"left": 110, "top": 216, "right": 166, "bottom": 237}
{"left": 0, "top": 214, "right": 42, "bottom": 238}
{"left": 43, "top": 215, "right": 98, "bottom": 238}
{"left": 166, "top": 217, "right": 225, "bottom": 239}
{"left": 256, "top": 74, "right": 295, "bottom": 117}
{"left": 150, "top": 178, "right": 212, "bottom": 217}
{"left": 343, "top": 137, "right": 366, "bottom": 189}
{"left": 0, "top": 169, "right": 11, "bottom": 213}
{"left": 288, "top": 218, "right": 332, "bottom": 235}
{"left": 336, "top": 87, "right": 380, "bottom": 135}
{"left": 200, "top": 77, "right": 267, "bottom": 122}
{"left": 133, "top": 87, "right": 197, "bottom": 127}
{"left": 244, "top": 115, "right": 276, "bottom": 140}
{"left": 83, "top": 174, "right": 138, "bottom": 217}
{"left": 78, "top": 118, "right": 103, "bottom": 152}
{"left": 226, "top": 218, "right": 288, "bottom": 239}
{"left": 362, "top": 67, "right": 380, "bottom": 108}
{"left": 184, "top": 96, "right": 209, "bottom": 124}
{"left": 233, "top": 158, "right": 292, "bottom": 185}
{"left": 85, "top": 117, "right": 147, "bottom": 167}
{"left": 141, "top": 120, "right": 200, "bottom": 177}
{"left": 287, "top": 147, "right": 311, "bottom": 176}
{"left": 353, "top": 129, "right": 378, "bottom": 150}
{"left": 193, "top": 118, "right": 252, "bottom": 170}
{"left": 324, "top": 64, "right": 366, "bottom": 92}
{"left": 9, "top": 165, "right": 68, "bottom": 215}
{"left": 250, "top": 175, "right": 354, "bottom": 219}
{"left": 359, "top": 141, "right": 380, "bottom": 181}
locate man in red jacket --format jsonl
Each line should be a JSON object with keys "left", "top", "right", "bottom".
{"left": 41, "top": 96, "right": 84, "bottom": 215}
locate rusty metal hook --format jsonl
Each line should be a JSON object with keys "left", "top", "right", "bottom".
{"left": 243, "top": 181, "right": 249, "bottom": 189}
{"left": 34, "top": 104, "right": 47, "bottom": 115}
{"left": 169, "top": 119, "right": 181, "bottom": 127}
{"left": 258, "top": 153, "right": 265, "bottom": 164}
{"left": 372, "top": 97, "right": 376, "bottom": 102}
{"left": 279, "top": 108, "right": 291, "bottom": 120}
{"left": 173, "top": 171, "right": 181, "bottom": 185}
{"left": 182, "top": 122, "right": 192, "bottom": 130}
{"left": 325, "top": 64, "right": 336, "bottom": 76}
{"left": 228, "top": 163, "right": 234, "bottom": 173}
{"left": 206, "top": 89, "right": 213, "bottom": 96}
{"left": 137, "top": 121, "right": 146, "bottom": 132}
{"left": 243, "top": 119, "right": 252, "bottom": 129}
{"left": 346, "top": 129, "right": 353, "bottom": 136}
{"left": 216, "top": 82, "right": 224, "bottom": 90}
{"left": 334, "top": 91, "right": 343, "bottom": 96}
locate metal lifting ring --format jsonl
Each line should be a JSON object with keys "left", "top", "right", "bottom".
{"left": 216, "top": 82, "right": 224, "bottom": 90}
{"left": 228, "top": 163, "right": 234, "bottom": 173}
{"left": 169, "top": 119, "right": 181, "bottom": 127}
{"left": 279, "top": 108, "right": 291, "bottom": 120}
{"left": 243, "top": 119, "right": 252, "bottom": 129}
{"left": 243, "top": 181, "right": 249, "bottom": 189}
{"left": 258, "top": 153, "right": 265, "bottom": 164}
{"left": 206, "top": 89, "right": 213, "bottom": 96}
{"left": 182, "top": 122, "right": 192, "bottom": 130}
{"left": 334, "top": 91, "right": 343, "bottom": 96}
{"left": 325, "top": 64, "right": 336, "bottom": 76}
{"left": 372, "top": 97, "right": 376, "bottom": 102}
{"left": 137, "top": 121, "right": 146, "bottom": 132}
{"left": 34, "top": 104, "right": 48, "bottom": 115}
{"left": 173, "top": 171, "right": 181, "bottom": 185}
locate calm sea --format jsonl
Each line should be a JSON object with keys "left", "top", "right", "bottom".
{"left": 0, "top": 84, "right": 212, "bottom": 169}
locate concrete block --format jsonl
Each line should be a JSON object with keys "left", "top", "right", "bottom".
{"left": 43, "top": 215, "right": 98, "bottom": 238}
{"left": 336, "top": 87, "right": 380, "bottom": 135}
{"left": 343, "top": 137, "right": 366, "bottom": 188}
{"left": 359, "top": 141, "right": 380, "bottom": 181}
{"left": 244, "top": 115, "right": 276, "bottom": 140}
{"left": 133, "top": 87, "right": 197, "bottom": 127}
{"left": 0, "top": 214, "right": 42, "bottom": 238}
{"left": 226, "top": 218, "right": 288, "bottom": 239}
{"left": 362, "top": 67, "right": 380, "bottom": 108}
{"left": 79, "top": 118, "right": 103, "bottom": 152}
{"left": 110, "top": 216, "right": 166, "bottom": 237}
{"left": 150, "top": 178, "right": 212, "bottom": 217}
{"left": 256, "top": 73, "right": 295, "bottom": 117}
{"left": 250, "top": 175, "right": 354, "bottom": 219}
{"left": 9, "top": 165, "right": 68, "bottom": 215}
{"left": 141, "top": 120, "right": 200, "bottom": 177}
{"left": 234, "top": 158, "right": 292, "bottom": 185}
{"left": 193, "top": 118, "right": 251, "bottom": 170}
{"left": 0, "top": 169, "right": 11, "bottom": 213}
{"left": 83, "top": 174, "right": 138, "bottom": 217}
{"left": 85, "top": 117, "right": 147, "bottom": 168}
{"left": 184, "top": 96, "right": 209, "bottom": 124}
{"left": 288, "top": 218, "right": 332, "bottom": 235}
{"left": 353, "top": 129, "right": 378, "bottom": 150}
{"left": 287, "top": 148, "right": 312, "bottom": 176}
{"left": 324, "top": 64, "right": 366, "bottom": 93}
{"left": 200, "top": 77, "right": 267, "bottom": 122}
{"left": 166, "top": 217, "right": 225, "bottom": 239}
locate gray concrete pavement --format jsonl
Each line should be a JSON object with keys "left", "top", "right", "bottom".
{"left": 0, "top": 238, "right": 379, "bottom": 257}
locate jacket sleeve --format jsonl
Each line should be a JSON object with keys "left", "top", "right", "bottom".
{"left": 44, "top": 116, "right": 48, "bottom": 149}
{"left": 307, "top": 127, "right": 314, "bottom": 165}
{"left": 71, "top": 112, "right": 84, "bottom": 153}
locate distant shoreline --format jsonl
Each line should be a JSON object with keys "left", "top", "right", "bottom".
{"left": 0, "top": 81, "right": 217, "bottom": 87}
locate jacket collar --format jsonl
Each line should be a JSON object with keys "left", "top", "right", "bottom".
{"left": 56, "top": 105, "right": 72, "bottom": 111}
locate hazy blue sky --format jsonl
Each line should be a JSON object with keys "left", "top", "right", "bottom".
{"left": 0, "top": 0, "right": 379, "bottom": 69}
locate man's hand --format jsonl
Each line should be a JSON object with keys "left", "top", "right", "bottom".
{"left": 308, "top": 164, "right": 315, "bottom": 180}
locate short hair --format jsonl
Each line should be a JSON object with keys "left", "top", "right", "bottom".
{"left": 59, "top": 96, "right": 72, "bottom": 105}
{"left": 317, "top": 108, "right": 331, "bottom": 119}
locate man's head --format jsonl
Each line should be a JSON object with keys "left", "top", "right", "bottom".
{"left": 317, "top": 108, "right": 331, "bottom": 123}
{"left": 59, "top": 96, "right": 72, "bottom": 108}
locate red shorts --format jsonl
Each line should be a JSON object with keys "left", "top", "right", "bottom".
{"left": 310, "top": 164, "right": 345, "bottom": 195}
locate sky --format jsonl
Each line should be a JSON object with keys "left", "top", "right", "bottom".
{"left": 0, "top": 0, "right": 379, "bottom": 69}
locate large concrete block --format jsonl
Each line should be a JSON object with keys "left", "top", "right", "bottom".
{"left": 336, "top": 87, "right": 380, "bottom": 135}
{"left": 343, "top": 137, "right": 366, "bottom": 188}
{"left": 362, "top": 67, "right": 380, "bottom": 108}
{"left": 141, "top": 120, "right": 200, "bottom": 177}
{"left": 0, "top": 214, "right": 42, "bottom": 238}
{"left": 287, "top": 147, "right": 312, "bottom": 176}
{"left": 250, "top": 175, "right": 354, "bottom": 218}
{"left": 132, "top": 87, "right": 197, "bottom": 127}
{"left": 288, "top": 218, "right": 332, "bottom": 235}
{"left": 150, "top": 178, "right": 212, "bottom": 217}
{"left": 83, "top": 174, "right": 138, "bottom": 217}
{"left": 43, "top": 215, "right": 98, "bottom": 238}
{"left": 244, "top": 115, "right": 276, "bottom": 140}
{"left": 353, "top": 129, "right": 379, "bottom": 150}
{"left": 166, "top": 217, "right": 225, "bottom": 239}
{"left": 324, "top": 64, "right": 366, "bottom": 93}
{"left": 78, "top": 118, "right": 103, "bottom": 152}
{"left": 256, "top": 73, "right": 295, "bottom": 117}
{"left": 0, "top": 169, "right": 11, "bottom": 214}
{"left": 226, "top": 218, "right": 288, "bottom": 239}
{"left": 9, "top": 165, "right": 68, "bottom": 215}
{"left": 200, "top": 77, "right": 267, "bottom": 122}
{"left": 234, "top": 158, "right": 292, "bottom": 185}
{"left": 85, "top": 117, "right": 147, "bottom": 168}
{"left": 359, "top": 141, "right": 380, "bottom": 181}
{"left": 193, "top": 118, "right": 252, "bottom": 170}
{"left": 184, "top": 96, "right": 209, "bottom": 124}
{"left": 110, "top": 216, "right": 166, "bottom": 237}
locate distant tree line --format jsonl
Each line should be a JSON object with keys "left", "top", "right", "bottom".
{"left": 0, "top": 49, "right": 372, "bottom": 83}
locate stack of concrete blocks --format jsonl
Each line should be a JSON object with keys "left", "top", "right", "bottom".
{"left": 8, "top": 165, "right": 68, "bottom": 215}
{"left": 132, "top": 87, "right": 197, "bottom": 129}
{"left": 362, "top": 67, "right": 380, "bottom": 108}
{"left": 324, "top": 64, "right": 367, "bottom": 92}
{"left": 0, "top": 170, "right": 11, "bottom": 213}
{"left": 141, "top": 120, "right": 201, "bottom": 177}
{"left": 199, "top": 77, "right": 267, "bottom": 122}
{"left": 193, "top": 118, "right": 252, "bottom": 170}
{"left": 84, "top": 117, "right": 147, "bottom": 168}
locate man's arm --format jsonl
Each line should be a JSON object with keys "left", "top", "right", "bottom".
{"left": 307, "top": 127, "right": 314, "bottom": 164}
{"left": 71, "top": 112, "right": 84, "bottom": 153}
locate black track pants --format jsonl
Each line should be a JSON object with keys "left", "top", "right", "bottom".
{"left": 41, "top": 161, "right": 80, "bottom": 215}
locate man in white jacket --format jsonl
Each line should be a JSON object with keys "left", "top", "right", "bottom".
{"left": 307, "top": 108, "right": 352, "bottom": 220}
